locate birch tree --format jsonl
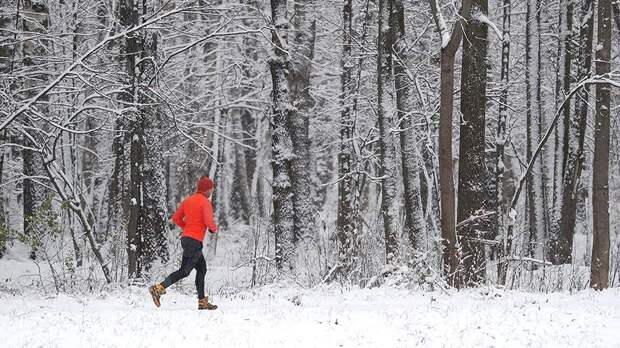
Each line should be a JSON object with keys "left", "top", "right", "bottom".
{"left": 495, "top": 0, "right": 512, "bottom": 285}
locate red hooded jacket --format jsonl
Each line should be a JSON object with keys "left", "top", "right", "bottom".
{"left": 171, "top": 193, "right": 218, "bottom": 242}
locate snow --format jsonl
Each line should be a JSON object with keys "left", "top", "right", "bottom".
{"left": 1, "top": 283, "right": 619, "bottom": 347}
{"left": 2, "top": 231, "right": 619, "bottom": 347}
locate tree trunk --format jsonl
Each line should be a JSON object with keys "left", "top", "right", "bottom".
{"left": 394, "top": 0, "right": 426, "bottom": 254}
{"left": 21, "top": 0, "right": 50, "bottom": 260}
{"left": 526, "top": 0, "right": 546, "bottom": 260}
{"left": 428, "top": 0, "right": 474, "bottom": 287}
{"left": 550, "top": 0, "right": 575, "bottom": 264}
{"left": 377, "top": 0, "right": 400, "bottom": 265}
{"left": 269, "top": 0, "right": 296, "bottom": 272}
{"left": 457, "top": 0, "right": 489, "bottom": 286}
{"left": 289, "top": 0, "right": 317, "bottom": 243}
{"left": 556, "top": 0, "right": 594, "bottom": 266}
{"left": 336, "top": 0, "right": 358, "bottom": 279}
{"left": 496, "top": 0, "right": 512, "bottom": 285}
{"left": 591, "top": 0, "right": 611, "bottom": 290}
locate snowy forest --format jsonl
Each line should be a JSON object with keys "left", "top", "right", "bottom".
{"left": 1, "top": 0, "right": 620, "bottom": 345}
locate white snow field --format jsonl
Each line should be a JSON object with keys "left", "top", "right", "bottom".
{"left": 1, "top": 279, "right": 619, "bottom": 347}
{"left": 1, "top": 231, "right": 619, "bottom": 348}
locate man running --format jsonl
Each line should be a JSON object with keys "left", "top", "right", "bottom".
{"left": 149, "top": 176, "right": 218, "bottom": 310}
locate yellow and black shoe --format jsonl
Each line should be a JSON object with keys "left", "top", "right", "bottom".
{"left": 148, "top": 283, "right": 166, "bottom": 308}
{"left": 198, "top": 296, "right": 218, "bottom": 310}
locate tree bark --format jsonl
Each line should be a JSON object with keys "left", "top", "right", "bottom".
{"left": 551, "top": 0, "right": 575, "bottom": 264}
{"left": 428, "top": 0, "right": 473, "bottom": 287}
{"left": 377, "top": 0, "right": 400, "bottom": 265}
{"left": 555, "top": 0, "right": 594, "bottom": 265}
{"left": 289, "top": 0, "right": 317, "bottom": 243}
{"left": 591, "top": 0, "right": 611, "bottom": 290}
{"left": 525, "top": 0, "right": 546, "bottom": 260}
{"left": 21, "top": 0, "right": 50, "bottom": 260}
{"left": 336, "top": 0, "right": 358, "bottom": 279}
{"left": 269, "top": 0, "right": 296, "bottom": 272}
{"left": 457, "top": 0, "right": 489, "bottom": 286}
{"left": 496, "top": 0, "right": 512, "bottom": 285}
{"left": 393, "top": 0, "right": 426, "bottom": 254}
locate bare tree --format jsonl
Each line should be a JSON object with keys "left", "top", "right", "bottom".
{"left": 457, "top": 0, "right": 489, "bottom": 286}
{"left": 525, "top": 0, "right": 546, "bottom": 260}
{"left": 377, "top": 0, "right": 400, "bottom": 264}
{"left": 289, "top": 0, "right": 317, "bottom": 243}
{"left": 556, "top": 0, "right": 594, "bottom": 266}
{"left": 269, "top": 0, "right": 295, "bottom": 271}
{"left": 394, "top": 0, "right": 426, "bottom": 254}
{"left": 591, "top": 0, "right": 611, "bottom": 290}
{"left": 21, "top": 0, "right": 50, "bottom": 260}
{"left": 336, "top": 0, "right": 358, "bottom": 279}
{"left": 428, "top": 0, "right": 473, "bottom": 287}
{"left": 495, "top": 0, "right": 512, "bottom": 285}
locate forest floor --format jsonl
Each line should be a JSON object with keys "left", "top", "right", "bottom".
{"left": 1, "top": 273, "right": 619, "bottom": 347}
{"left": 1, "top": 232, "right": 619, "bottom": 347}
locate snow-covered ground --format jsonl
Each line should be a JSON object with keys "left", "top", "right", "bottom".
{"left": 2, "top": 230, "right": 619, "bottom": 348}
{"left": 1, "top": 278, "right": 619, "bottom": 347}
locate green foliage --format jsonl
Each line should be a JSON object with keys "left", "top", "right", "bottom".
{"left": 0, "top": 223, "right": 9, "bottom": 258}
{"left": 19, "top": 193, "right": 61, "bottom": 257}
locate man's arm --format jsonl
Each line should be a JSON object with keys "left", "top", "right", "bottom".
{"left": 203, "top": 199, "right": 218, "bottom": 233}
{"left": 171, "top": 203, "right": 186, "bottom": 229}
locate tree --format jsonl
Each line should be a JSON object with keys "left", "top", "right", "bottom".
{"left": 550, "top": 0, "right": 575, "bottom": 264}
{"left": 591, "top": 0, "right": 611, "bottom": 290}
{"left": 495, "top": 0, "right": 512, "bottom": 285}
{"left": 289, "top": 0, "right": 317, "bottom": 243}
{"left": 269, "top": 0, "right": 296, "bottom": 271}
{"left": 377, "top": 0, "right": 400, "bottom": 264}
{"left": 556, "top": 0, "right": 594, "bottom": 266}
{"left": 457, "top": 0, "right": 489, "bottom": 285}
{"left": 336, "top": 0, "right": 358, "bottom": 279}
{"left": 394, "top": 0, "right": 426, "bottom": 254}
{"left": 525, "top": 0, "right": 546, "bottom": 260}
{"left": 428, "top": 0, "right": 473, "bottom": 287}
{"left": 21, "top": 0, "right": 50, "bottom": 260}
{"left": 112, "top": 0, "right": 169, "bottom": 279}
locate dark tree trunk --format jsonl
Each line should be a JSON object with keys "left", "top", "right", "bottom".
{"left": 428, "top": 0, "right": 474, "bottom": 287}
{"left": 550, "top": 0, "right": 575, "bottom": 264}
{"left": 21, "top": 0, "right": 50, "bottom": 260}
{"left": 555, "top": 0, "right": 594, "bottom": 265}
{"left": 394, "top": 0, "right": 426, "bottom": 253}
{"left": 457, "top": 0, "right": 489, "bottom": 286}
{"left": 269, "top": 0, "right": 295, "bottom": 271}
{"left": 336, "top": 0, "right": 358, "bottom": 279}
{"left": 591, "top": 0, "right": 611, "bottom": 290}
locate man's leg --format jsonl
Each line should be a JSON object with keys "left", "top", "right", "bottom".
{"left": 194, "top": 255, "right": 207, "bottom": 299}
{"left": 162, "top": 255, "right": 194, "bottom": 288}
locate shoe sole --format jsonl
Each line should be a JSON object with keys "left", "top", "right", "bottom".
{"left": 198, "top": 305, "right": 218, "bottom": 310}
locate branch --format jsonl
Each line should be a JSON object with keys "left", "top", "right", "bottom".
{"left": 0, "top": 4, "right": 191, "bottom": 131}
{"left": 508, "top": 75, "right": 620, "bottom": 219}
